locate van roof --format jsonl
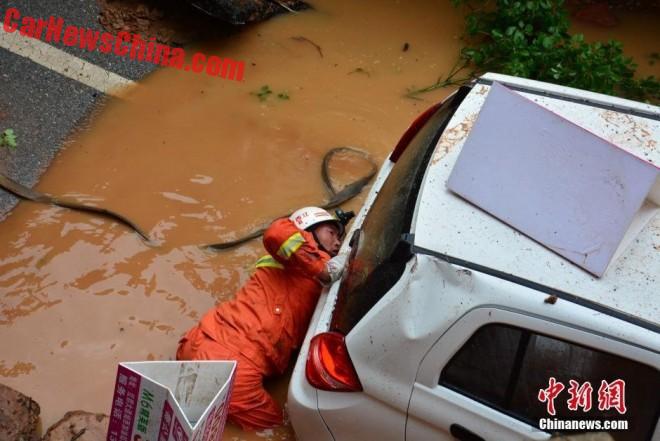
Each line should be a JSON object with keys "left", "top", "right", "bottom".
{"left": 413, "top": 73, "right": 660, "bottom": 327}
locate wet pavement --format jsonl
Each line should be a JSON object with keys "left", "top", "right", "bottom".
{"left": 0, "top": 0, "right": 159, "bottom": 218}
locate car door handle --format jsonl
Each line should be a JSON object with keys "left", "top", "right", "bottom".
{"left": 450, "top": 424, "right": 485, "bottom": 441}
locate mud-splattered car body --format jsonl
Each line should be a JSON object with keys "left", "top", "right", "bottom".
{"left": 288, "top": 73, "right": 660, "bottom": 441}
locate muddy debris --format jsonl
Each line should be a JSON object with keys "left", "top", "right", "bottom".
{"left": 544, "top": 294, "right": 559, "bottom": 304}
{"left": 185, "top": 0, "right": 310, "bottom": 24}
{"left": 97, "top": 0, "right": 235, "bottom": 45}
{"left": 0, "top": 383, "right": 40, "bottom": 441}
{"left": 97, "top": 0, "right": 309, "bottom": 42}
{"left": 42, "top": 411, "right": 109, "bottom": 441}
{"left": 291, "top": 35, "right": 323, "bottom": 57}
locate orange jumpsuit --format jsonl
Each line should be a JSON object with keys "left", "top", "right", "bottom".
{"left": 176, "top": 218, "right": 329, "bottom": 430}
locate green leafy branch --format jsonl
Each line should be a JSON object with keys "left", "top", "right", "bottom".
{"left": 407, "top": 0, "right": 659, "bottom": 102}
{"left": 251, "top": 85, "right": 290, "bottom": 102}
{"left": 1, "top": 129, "right": 17, "bottom": 150}
{"left": 406, "top": 57, "right": 473, "bottom": 98}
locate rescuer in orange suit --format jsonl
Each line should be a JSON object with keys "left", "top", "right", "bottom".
{"left": 176, "top": 206, "right": 349, "bottom": 430}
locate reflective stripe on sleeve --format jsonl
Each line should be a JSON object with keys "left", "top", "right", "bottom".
{"left": 255, "top": 255, "right": 284, "bottom": 269}
{"left": 277, "top": 232, "right": 305, "bottom": 260}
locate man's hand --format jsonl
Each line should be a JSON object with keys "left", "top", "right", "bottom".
{"left": 323, "top": 253, "right": 348, "bottom": 285}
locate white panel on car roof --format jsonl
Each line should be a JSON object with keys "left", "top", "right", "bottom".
{"left": 446, "top": 82, "right": 659, "bottom": 277}
{"left": 413, "top": 74, "right": 660, "bottom": 326}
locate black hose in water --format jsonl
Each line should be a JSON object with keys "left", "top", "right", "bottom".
{"left": 0, "top": 172, "right": 153, "bottom": 243}
{"left": 0, "top": 146, "right": 378, "bottom": 249}
{"left": 202, "top": 146, "right": 378, "bottom": 250}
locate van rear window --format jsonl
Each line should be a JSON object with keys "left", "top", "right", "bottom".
{"left": 330, "top": 86, "right": 470, "bottom": 335}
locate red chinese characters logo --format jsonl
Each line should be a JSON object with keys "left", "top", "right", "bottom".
{"left": 538, "top": 378, "right": 626, "bottom": 415}
{"left": 567, "top": 380, "right": 593, "bottom": 412}
{"left": 597, "top": 379, "right": 627, "bottom": 414}
{"left": 538, "top": 377, "right": 565, "bottom": 415}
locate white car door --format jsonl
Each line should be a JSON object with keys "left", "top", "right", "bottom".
{"left": 406, "top": 307, "right": 660, "bottom": 441}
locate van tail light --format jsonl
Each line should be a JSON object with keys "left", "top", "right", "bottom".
{"left": 306, "top": 332, "right": 363, "bottom": 392}
{"left": 389, "top": 102, "right": 442, "bottom": 163}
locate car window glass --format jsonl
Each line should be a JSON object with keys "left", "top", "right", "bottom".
{"left": 440, "top": 324, "right": 660, "bottom": 441}
{"left": 331, "top": 87, "right": 470, "bottom": 334}
{"left": 442, "top": 325, "right": 522, "bottom": 404}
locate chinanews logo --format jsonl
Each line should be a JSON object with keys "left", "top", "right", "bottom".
{"left": 2, "top": 7, "right": 245, "bottom": 81}
{"left": 537, "top": 377, "right": 629, "bottom": 432}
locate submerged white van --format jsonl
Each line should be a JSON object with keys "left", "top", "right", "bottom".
{"left": 288, "top": 73, "right": 660, "bottom": 441}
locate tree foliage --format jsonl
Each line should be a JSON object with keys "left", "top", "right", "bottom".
{"left": 408, "top": 0, "right": 659, "bottom": 102}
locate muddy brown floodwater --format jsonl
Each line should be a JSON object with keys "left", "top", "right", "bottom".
{"left": 0, "top": 0, "right": 658, "bottom": 440}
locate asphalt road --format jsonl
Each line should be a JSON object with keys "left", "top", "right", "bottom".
{"left": 0, "top": 0, "right": 158, "bottom": 218}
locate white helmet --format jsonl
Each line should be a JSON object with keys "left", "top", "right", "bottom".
{"left": 289, "top": 206, "right": 343, "bottom": 234}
